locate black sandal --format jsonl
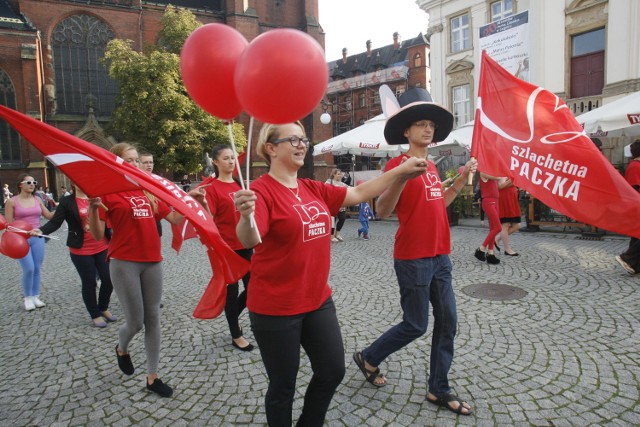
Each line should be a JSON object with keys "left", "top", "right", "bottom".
{"left": 427, "top": 392, "right": 472, "bottom": 415}
{"left": 353, "top": 351, "right": 386, "bottom": 387}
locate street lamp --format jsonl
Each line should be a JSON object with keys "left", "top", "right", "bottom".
{"left": 320, "top": 99, "right": 331, "bottom": 124}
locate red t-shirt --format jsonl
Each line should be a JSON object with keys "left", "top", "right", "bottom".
{"left": 479, "top": 177, "right": 499, "bottom": 199}
{"left": 386, "top": 155, "right": 450, "bottom": 260}
{"left": 248, "top": 175, "right": 347, "bottom": 315}
{"left": 70, "top": 197, "right": 109, "bottom": 256}
{"left": 498, "top": 185, "right": 521, "bottom": 219}
{"left": 625, "top": 160, "right": 640, "bottom": 187}
{"left": 205, "top": 179, "right": 243, "bottom": 250}
{"left": 99, "top": 191, "right": 170, "bottom": 262}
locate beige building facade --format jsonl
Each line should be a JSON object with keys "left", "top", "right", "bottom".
{"left": 418, "top": 0, "right": 640, "bottom": 167}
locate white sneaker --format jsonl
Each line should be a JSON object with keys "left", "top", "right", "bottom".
{"left": 33, "top": 296, "right": 46, "bottom": 308}
{"left": 24, "top": 297, "right": 36, "bottom": 311}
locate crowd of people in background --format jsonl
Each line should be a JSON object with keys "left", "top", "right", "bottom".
{"left": 2, "top": 115, "right": 638, "bottom": 425}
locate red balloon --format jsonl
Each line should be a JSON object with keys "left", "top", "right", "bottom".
{"left": 180, "top": 24, "right": 248, "bottom": 120}
{"left": 235, "top": 29, "right": 328, "bottom": 124}
{"left": 9, "top": 219, "right": 33, "bottom": 239}
{"left": 0, "top": 232, "right": 29, "bottom": 259}
{"left": 0, "top": 213, "right": 6, "bottom": 230}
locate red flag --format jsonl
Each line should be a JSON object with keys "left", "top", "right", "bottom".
{"left": 472, "top": 51, "right": 640, "bottom": 239}
{"left": 170, "top": 175, "right": 215, "bottom": 254}
{"left": 0, "top": 105, "right": 249, "bottom": 317}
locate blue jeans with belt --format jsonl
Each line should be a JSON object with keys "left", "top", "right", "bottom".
{"left": 362, "top": 254, "right": 457, "bottom": 395}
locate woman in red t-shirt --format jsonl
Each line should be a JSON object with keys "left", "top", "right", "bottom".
{"left": 206, "top": 144, "right": 253, "bottom": 352}
{"left": 88, "top": 142, "right": 207, "bottom": 398}
{"left": 233, "top": 121, "right": 428, "bottom": 426}
{"left": 474, "top": 172, "right": 502, "bottom": 264}
{"left": 33, "top": 183, "right": 116, "bottom": 327}
{"left": 496, "top": 178, "right": 521, "bottom": 256}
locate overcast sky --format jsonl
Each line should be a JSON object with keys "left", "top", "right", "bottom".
{"left": 319, "top": 0, "right": 430, "bottom": 62}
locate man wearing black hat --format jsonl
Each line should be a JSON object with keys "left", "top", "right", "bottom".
{"left": 353, "top": 88, "right": 476, "bottom": 416}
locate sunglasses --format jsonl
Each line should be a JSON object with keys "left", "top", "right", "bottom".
{"left": 270, "top": 136, "right": 310, "bottom": 148}
{"left": 21, "top": 180, "right": 37, "bottom": 185}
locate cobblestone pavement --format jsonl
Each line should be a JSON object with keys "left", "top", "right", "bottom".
{"left": 1, "top": 220, "right": 639, "bottom": 426}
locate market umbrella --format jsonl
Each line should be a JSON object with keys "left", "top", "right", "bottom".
{"left": 575, "top": 91, "right": 640, "bottom": 137}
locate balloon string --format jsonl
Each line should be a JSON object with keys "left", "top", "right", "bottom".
{"left": 246, "top": 117, "right": 254, "bottom": 190}
{"left": 6, "top": 226, "right": 60, "bottom": 240}
{"left": 226, "top": 122, "right": 261, "bottom": 243}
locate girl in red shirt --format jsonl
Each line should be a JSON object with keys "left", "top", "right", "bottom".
{"left": 233, "top": 121, "right": 427, "bottom": 426}
{"left": 475, "top": 172, "right": 502, "bottom": 264}
{"left": 88, "top": 142, "right": 207, "bottom": 398}
{"left": 206, "top": 144, "right": 253, "bottom": 352}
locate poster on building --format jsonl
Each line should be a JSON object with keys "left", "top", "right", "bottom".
{"left": 479, "top": 11, "right": 530, "bottom": 81}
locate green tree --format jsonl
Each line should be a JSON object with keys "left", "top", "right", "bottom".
{"left": 103, "top": 6, "right": 246, "bottom": 176}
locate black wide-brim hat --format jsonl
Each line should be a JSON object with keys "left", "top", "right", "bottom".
{"left": 384, "top": 88, "right": 454, "bottom": 145}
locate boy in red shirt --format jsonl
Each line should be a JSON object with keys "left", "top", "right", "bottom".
{"left": 616, "top": 139, "right": 640, "bottom": 274}
{"left": 354, "top": 88, "right": 476, "bottom": 416}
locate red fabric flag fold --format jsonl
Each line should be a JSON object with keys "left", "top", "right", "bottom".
{"left": 0, "top": 105, "right": 249, "bottom": 318}
{"left": 472, "top": 51, "right": 640, "bottom": 239}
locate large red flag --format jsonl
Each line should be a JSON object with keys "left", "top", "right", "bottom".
{"left": 0, "top": 105, "right": 249, "bottom": 318}
{"left": 471, "top": 51, "right": 640, "bottom": 239}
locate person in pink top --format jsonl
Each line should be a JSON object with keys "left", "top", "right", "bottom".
{"left": 4, "top": 173, "right": 54, "bottom": 311}
{"left": 233, "top": 121, "right": 427, "bottom": 426}
{"left": 205, "top": 144, "right": 254, "bottom": 352}
{"left": 474, "top": 172, "right": 502, "bottom": 264}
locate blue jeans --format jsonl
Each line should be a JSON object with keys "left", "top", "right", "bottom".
{"left": 19, "top": 236, "right": 46, "bottom": 297}
{"left": 358, "top": 219, "right": 369, "bottom": 235}
{"left": 362, "top": 255, "right": 457, "bottom": 394}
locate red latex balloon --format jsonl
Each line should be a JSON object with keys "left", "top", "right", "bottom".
{"left": 180, "top": 24, "right": 248, "bottom": 120}
{"left": 234, "top": 29, "right": 328, "bottom": 124}
{"left": 0, "top": 232, "right": 29, "bottom": 259}
{"left": 0, "top": 213, "right": 6, "bottom": 230}
{"left": 9, "top": 219, "right": 33, "bottom": 239}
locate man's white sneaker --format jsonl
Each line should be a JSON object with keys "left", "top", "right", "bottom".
{"left": 33, "top": 296, "right": 46, "bottom": 308}
{"left": 24, "top": 297, "right": 36, "bottom": 311}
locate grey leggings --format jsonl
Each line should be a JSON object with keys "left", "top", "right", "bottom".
{"left": 110, "top": 259, "right": 163, "bottom": 374}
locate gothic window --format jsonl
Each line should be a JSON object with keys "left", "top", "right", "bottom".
{"left": 358, "top": 93, "right": 366, "bottom": 108}
{"left": 52, "top": 15, "right": 117, "bottom": 115}
{"left": 0, "top": 69, "right": 20, "bottom": 163}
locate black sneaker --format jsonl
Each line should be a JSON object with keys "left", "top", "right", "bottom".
{"left": 115, "top": 345, "right": 135, "bottom": 375}
{"left": 147, "top": 378, "right": 173, "bottom": 398}
{"left": 486, "top": 254, "right": 500, "bottom": 264}
{"left": 474, "top": 248, "right": 486, "bottom": 262}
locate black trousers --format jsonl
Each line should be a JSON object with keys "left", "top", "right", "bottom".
{"left": 250, "top": 297, "right": 345, "bottom": 427}
{"left": 225, "top": 248, "right": 253, "bottom": 338}
{"left": 620, "top": 237, "right": 640, "bottom": 271}
{"left": 69, "top": 249, "right": 113, "bottom": 319}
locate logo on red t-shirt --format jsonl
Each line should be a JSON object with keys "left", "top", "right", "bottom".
{"left": 126, "top": 196, "right": 153, "bottom": 218}
{"left": 292, "top": 201, "right": 331, "bottom": 242}
{"left": 422, "top": 173, "right": 443, "bottom": 201}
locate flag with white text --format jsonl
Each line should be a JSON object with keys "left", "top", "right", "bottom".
{"left": 472, "top": 51, "right": 640, "bottom": 239}
{"left": 0, "top": 105, "right": 249, "bottom": 317}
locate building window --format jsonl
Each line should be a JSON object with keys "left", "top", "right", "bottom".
{"left": 413, "top": 53, "right": 422, "bottom": 67}
{"left": 450, "top": 13, "right": 470, "bottom": 53}
{"left": 52, "top": 15, "right": 118, "bottom": 115}
{"left": 570, "top": 28, "right": 605, "bottom": 98}
{"left": 0, "top": 69, "right": 20, "bottom": 164}
{"left": 358, "top": 93, "right": 366, "bottom": 108}
{"left": 490, "top": 0, "right": 513, "bottom": 21}
{"left": 371, "top": 92, "right": 380, "bottom": 105}
{"left": 452, "top": 84, "right": 471, "bottom": 127}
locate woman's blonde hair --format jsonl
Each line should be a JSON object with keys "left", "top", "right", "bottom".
{"left": 256, "top": 121, "right": 305, "bottom": 166}
{"left": 329, "top": 168, "right": 342, "bottom": 180}
{"left": 110, "top": 142, "right": 158, "bottom": 214}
